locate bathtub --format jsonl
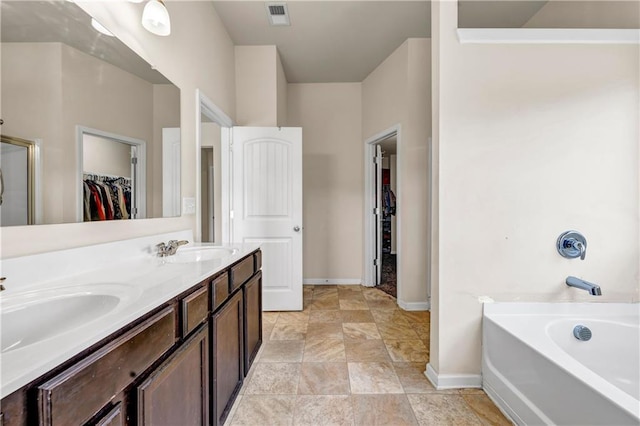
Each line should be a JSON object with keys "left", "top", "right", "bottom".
{"left": 482, "top": 303, "right": 639, "bottom": 425}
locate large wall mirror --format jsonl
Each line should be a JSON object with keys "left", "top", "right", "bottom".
{"left": 0, "top": 1, "right": 181, "bottom": 226}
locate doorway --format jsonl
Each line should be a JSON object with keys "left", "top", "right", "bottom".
{"left": 196, "top": 89, "right": 234, "bottom": 243}
{"left": 377, "top": 137, "right": 398, "bottom": 297}
{"left": 199, "top": 115, "right": 220, "bottom": 243}
{"left": 364, "top": 125, "right": 402, "bottom": 301}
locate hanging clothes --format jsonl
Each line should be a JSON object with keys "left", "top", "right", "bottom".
{"left": 83, "top": 174, "right": 132, "bottom": 221}
{"left": 383, "top": 185, "right": 396, "bottom": 216}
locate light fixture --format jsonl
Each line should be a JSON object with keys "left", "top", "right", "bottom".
{"left": 142, "top": 0, "right": 171, "bottom": 36}
{"left": 91, "top": 18, "right": 115, "bottom": 37}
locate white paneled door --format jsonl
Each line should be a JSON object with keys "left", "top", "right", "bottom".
{"left": 162, "top": 127, "right": 181, "bottom": 217}
{"left": 230, "top": 127, "right": 303, "bottom": 311}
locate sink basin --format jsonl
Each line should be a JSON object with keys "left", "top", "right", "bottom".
{"left": 0, "top": 284, "right": 134, "bottom": 353}
{"left": 165, "top": 246, "right": 237, "bottom": 263}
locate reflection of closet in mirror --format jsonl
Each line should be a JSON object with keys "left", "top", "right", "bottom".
{"left": 0, "top": 135, "right": 38, "bottom": 226}
{"left": 79, "top": 127, "right": 146, "bottom": 222}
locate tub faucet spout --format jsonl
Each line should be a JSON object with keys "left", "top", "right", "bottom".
{"left": 566, "top": 276, "right": 602, "bottom": 296}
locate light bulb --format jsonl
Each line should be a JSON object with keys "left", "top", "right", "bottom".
{"left": 142, "top": 0, "right": 171, "bottom": 36}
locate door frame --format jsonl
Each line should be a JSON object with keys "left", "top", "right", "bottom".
{"left": 76, "top": 126, "right": 146, "bottom": 221}
{"left": 195, "top": 89, "right": 234, "bottom": 242}
{"left": 363, "top": 124, "right": 402, "bottom": 298}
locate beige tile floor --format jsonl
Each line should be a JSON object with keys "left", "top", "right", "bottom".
{"left": 225, "top": 285, "right": 512, "bottom": 426}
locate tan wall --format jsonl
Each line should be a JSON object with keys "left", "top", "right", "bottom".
{"left": 1, "top": 1, "right": 236, "bottom": 258}
{"left": 276, "top": 50, "right": 288, "bottom": 127}
{"left": 1, "top": 43, "right": 63, "bottom": 224}
{"left": 83, "top": 135, "right": 132, "bottom": 178}
{"left": 288, "top": 83, "right": 363, "bottom": 280}
{"left": 431, "top": 2, "right": 640, "bottom": 376}
{"left": 362, "top": 39, "right": 432, "bottom": 305}
{"left": 200, "top": 148, "right": 214, "bottom": 242}
{"left": 235, "top": 45, "right": 278, "bottom": 126}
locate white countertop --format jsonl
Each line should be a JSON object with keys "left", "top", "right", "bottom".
{"left": 0, "top": 233, "right": 259, "bottom": 398}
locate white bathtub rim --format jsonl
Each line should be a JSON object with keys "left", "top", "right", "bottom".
{"left": 483, "top": 303, "right": 640, "bottom": 420}
{"left": 484, "top": 315, "right": 639, "bottom": 420}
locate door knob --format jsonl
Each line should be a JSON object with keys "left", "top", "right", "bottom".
{"left": 293, "top": 226, "right": 301, "bottom": 232}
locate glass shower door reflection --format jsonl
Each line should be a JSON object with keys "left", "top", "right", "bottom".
{"left": 0, "top": 137, "right": 34, "bottom": 226}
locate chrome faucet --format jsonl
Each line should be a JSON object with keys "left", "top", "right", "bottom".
{"left": 566, "top": 276, "right": 602, "bottom": 296}
{"left": 156, "top": 240, "right": 189, "bottom": 257}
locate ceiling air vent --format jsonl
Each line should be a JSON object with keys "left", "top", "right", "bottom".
{"left": 265, "top": 3, "right": 290, "bottom": 26}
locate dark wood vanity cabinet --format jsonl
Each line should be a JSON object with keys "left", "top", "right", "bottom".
{"left": 38, "top": 307, "right": 177, "bottom": 426}
{"left": 137, "top": 325, "right": 209, "bottom": 426}
{"left": 212, "top": 290, "right": 244, "bottom": 426}
{"left": 0, "top": 249, "right": 262, "bottom": 426}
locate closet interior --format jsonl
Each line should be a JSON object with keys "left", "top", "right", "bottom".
{"left": 376, "top": 141, "right": 397, "bottom": 298}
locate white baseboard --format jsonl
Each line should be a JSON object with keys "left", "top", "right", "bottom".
{"left": 303, "top": 279, "right": 361, "bottom": 285}
{"left": 398, "top": 300, "right": 430, "bottom": 311}
{"left": 425, "top": 363, "right": 482, "bottom": 390}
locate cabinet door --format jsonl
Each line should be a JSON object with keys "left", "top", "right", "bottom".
{"left": 92, "top": 403, "right": 123, "bottom": 426}
{"left": 137, "top": 326, "right": 209, "bottom": 426}
{"left": 243, "top": 272, "right": 262, "bottom": 376}
{"left": 212, "top": 290, "right": 244, "bottom": 426}
{"left": 0, "top": 390, "right": 26, "bottom": 426}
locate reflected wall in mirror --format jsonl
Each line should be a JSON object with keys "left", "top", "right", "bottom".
{"left": 0, "top": 1, "right": 181, "bottom": 226}
{"left": 458, "top": 1, "right": 640, "bottom": 29}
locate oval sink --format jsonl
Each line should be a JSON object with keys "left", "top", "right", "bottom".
{"left": 165, "top": 247, "right": 237, "bottom": 263}
{"left": 0, "top": 284, "right": 135, "bottom": 353}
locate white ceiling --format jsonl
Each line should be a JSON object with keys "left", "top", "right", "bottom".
{"left": 212, "top": 1, "right": 430, "bottom": 83}
{"left": 211, "top": 1, "right": 568, "bottom": 83}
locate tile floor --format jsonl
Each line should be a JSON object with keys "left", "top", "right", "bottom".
{"left": 225, "top": 285, "right": 512, "bottom": 426}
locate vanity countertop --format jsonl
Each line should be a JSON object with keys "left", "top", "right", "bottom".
{"left": 0, "top": 237, "right": 260, "bottom": 398}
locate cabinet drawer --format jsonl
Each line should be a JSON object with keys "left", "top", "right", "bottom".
{"left": 230, "top": 256, "right": 254, "bottom": 292}
{"left": 38, "top": 307, "right": 176, "bottom": 426}
{"left": 182, "top": 285, "right": 208, "bottom": 337}
{"left": 254, "top": 250, "right": 262, "bottom": 271}
{"left": 212, "top": 272, "right": 229, "bottom": 311}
